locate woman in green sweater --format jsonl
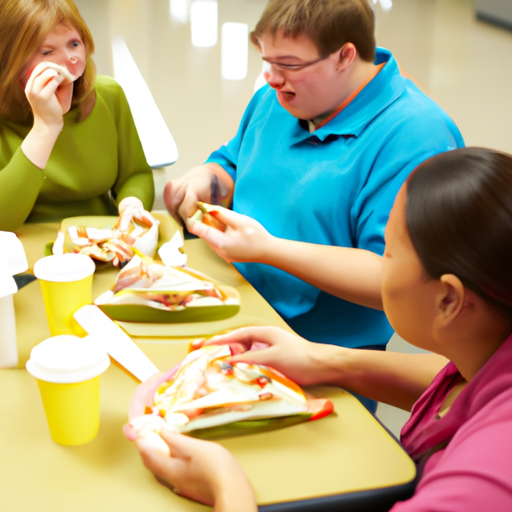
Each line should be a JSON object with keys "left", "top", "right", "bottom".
{"left": 0, "top": 0, "right": 155, "bottom": 232}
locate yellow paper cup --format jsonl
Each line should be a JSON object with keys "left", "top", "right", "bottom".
{"left": 26, "top": 335, "right": 110, "bottom": 446}
{"left": 34, "top": 254, "right": 95, "bottom": 336}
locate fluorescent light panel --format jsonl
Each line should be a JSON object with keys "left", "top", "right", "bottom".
{"left": 169, "top": 0, "right": 188, "bottom": 24}
{"left": 221, "top": 22, "right": 248, "bottom": 80}
{"left": 190, "top": 0, "right": 218, "bottom": 48}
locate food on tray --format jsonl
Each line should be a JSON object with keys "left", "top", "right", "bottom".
{"left": 190, "top": 202, "right": 226, "bottom": 232}
{"left": 94, "top": 255, "right": 240, "bottom": 321}
{"left": 128, "top": 344, "right": 334, "bottom": 439}
{"left": 63, "top": 197, "right": 158, "bottom": 267}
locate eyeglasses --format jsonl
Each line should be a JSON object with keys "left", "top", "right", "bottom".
{"left": 261, "top": 55, "right": 328, "bottom": 72}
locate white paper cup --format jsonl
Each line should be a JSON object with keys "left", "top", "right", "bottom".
{"left": 26, "top": 335, "right": 110, "bottom": 445}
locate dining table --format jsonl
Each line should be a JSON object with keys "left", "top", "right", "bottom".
{"left": 0, "top": 213, "right": 416, "bottom": 512}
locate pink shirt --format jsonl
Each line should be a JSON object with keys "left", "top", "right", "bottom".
{"left": 391, "top": 333, "right": 512, "bottom": 511}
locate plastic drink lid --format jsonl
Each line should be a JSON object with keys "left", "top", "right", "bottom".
{"left": 26, "top": 335, "right": 110, "bottom": 383}
{"left": 33, "top": 254, "right": 95, "bottom": 282}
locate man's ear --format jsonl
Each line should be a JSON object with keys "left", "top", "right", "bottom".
{"left": 435, "top": 274, "right": 466, "bottom": 325}
{"left": 337, "top": 43, "right": 357, "bottom": 71}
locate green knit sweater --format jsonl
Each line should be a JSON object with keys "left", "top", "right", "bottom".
{"left": 0, "top": 75, "right": 155, "bottom": 231}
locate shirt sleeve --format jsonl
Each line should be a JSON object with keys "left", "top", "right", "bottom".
{"left": 390, "top": 408, "right": 512, "bottom": 511}
{"left": 98, "top": 76, "right": 155, "bottom": 211}
{"left": 0, "top": 144, "right": 45, "bottom": 232}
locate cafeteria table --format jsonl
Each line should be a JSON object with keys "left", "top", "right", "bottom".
{"left": 0, "top": 215, "right": 416, "bottom": 511}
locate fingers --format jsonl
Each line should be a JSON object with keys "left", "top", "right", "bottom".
{"left": 122, "top": 422, "right": 138, "bottom": 441}
{"left": 39, "top": 62, "right": 74, "bottom": 84}
{"left": 193, "top": 326, "right": 281, "bottom": 352}
{"left": 128, "top": 372, "right": 164, "bottom": 419}
{"left": 187, "top": 217, "right": 226, "bottom": 247}
{"left": 136, "top": 431, "right": 172, "bottom": 457}
{"left": 26, "top": 62, "right": 73, "bottom": 92}
{"left": 118, "top": 196, "right": 144, "bottom": 213}
{"left": 164, "top": 180, "right": 186, "bottom": 221}
{"left": 135, "top": 433, "right": 175, "bottom": 476}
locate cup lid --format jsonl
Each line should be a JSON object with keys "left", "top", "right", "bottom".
{"left": 26, "top": 335, "right": 110, "bottom": 383}
{"left": 33, "top": 253, "right": 95, "bottom": 283}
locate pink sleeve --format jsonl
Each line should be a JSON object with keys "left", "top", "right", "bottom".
{"left": 390, "top": 408, "right": 512, "bottom": 511}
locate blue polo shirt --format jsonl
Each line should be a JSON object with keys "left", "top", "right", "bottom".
{"left": 206, "top": 47, "right": 464, "bottom": 348}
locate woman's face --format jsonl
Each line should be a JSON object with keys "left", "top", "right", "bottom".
{"left": 381, "top": 186, "right": 441, "bottom": 351}
{"left": 19, "top": 22, "right": 86, "bottom": 87}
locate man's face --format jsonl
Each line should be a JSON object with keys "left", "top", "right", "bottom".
{"left": 258, "top": 30, "right": 343, "bottom": 120}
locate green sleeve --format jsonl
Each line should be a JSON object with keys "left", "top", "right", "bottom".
{"left": 97, "top": 76, "right": 155, "bottom": 211}
{"left": 0, "top": 144, "right": 45, "bottom": 232}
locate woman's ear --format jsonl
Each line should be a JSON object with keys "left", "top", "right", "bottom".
{"left": 435, "top": 274, "right": 467, "bottom": 325}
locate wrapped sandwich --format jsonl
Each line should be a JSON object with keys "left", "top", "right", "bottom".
{"left": 95, "top": 255, "right": 240, "bottom": 322}
{"left": 128, "top": 344, "right": 334, "bottom": 440}
{"left": 62, "top": 197, "right": 158, "bottom": 267}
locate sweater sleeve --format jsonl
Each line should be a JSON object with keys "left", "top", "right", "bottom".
{"left": 94, "top": 76, "right": 155, "bottom": 211}
{"left": 0, "top": 142, "right": 45, "bottom": 232}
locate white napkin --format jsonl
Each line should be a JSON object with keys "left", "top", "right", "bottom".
{"left": 0, "top": 231, "right": 27, "bottom": 368}
{"left": 73, "top": 305, "right": 160, "bottom": 382}
{"left": 158, "top": 231, "right": 187, "bottom": 267}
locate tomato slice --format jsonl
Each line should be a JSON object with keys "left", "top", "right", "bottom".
{"left": 307, "top": 398, "right": 334, "bottom": 421}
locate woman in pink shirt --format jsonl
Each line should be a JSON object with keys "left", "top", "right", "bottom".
{"left": 127, "top": 147, "right": 512, "bottom": 511}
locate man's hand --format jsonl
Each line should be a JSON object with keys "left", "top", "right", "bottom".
{"left": 188, "top": 206, "right": 272, "bottom": 263}
{"left": 163, "top": 163, "right": 234, "bottom": 227}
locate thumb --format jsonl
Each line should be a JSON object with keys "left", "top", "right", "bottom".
{"left": 188, "top": 218, "right": 226, "bottom": 246}
{"left": 159, "top": 429, "right": 210, "bottom": 459}
{"left": 207, "top": 206, "right": 243, "bottom": 228}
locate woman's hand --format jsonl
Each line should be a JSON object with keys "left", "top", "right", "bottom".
{"left": 20, "top": 62, "right": 74, "bottom": 169}
{"left": 131, "top": 430, "right": 257, "bottom": 512}
{"left": 24, "top": 62, "right": 74, "bottom": 125}
{"left": 117, "top": 196, "right": 156, "bottom": 231}
{"left": 188, "top": 206, "right": 273, "bottom": 263}
{"left": 194, "top": 326, "right": 342, "bottom": 387}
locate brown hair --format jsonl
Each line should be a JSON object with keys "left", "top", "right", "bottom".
{"left": 250, "top": 0, "right": 376, "bottom": 62}
{"left": 0, "top": 0, "right": 96, "bottom": 122}
{"left": 406, "top": 147, "right": 512, "bottom": 318}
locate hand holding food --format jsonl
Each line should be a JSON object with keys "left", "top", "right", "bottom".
{"left": 131, "top": 428, "right": 257, "bottom": 510}
{"left": 188, "top": 204, "right": 273, "bottom": 263}
{"left": 117, "top": 197, "right": 156, "bottom": 235}
{"left": 24, "top": 62, "right": 75, "bottom": 122}
{"left": 126, "top": 343, "right": 333, "bottom": 440}
{"left": 189, "top": 202, "right": 227, "bottom": 232}
{"left": 64, "top": 201, "right": 159, "bottom": 267}
{"left": 195, "top": 325, "right": 344, "bottom": 388}
{"left": 163, "top": 164, "right": 234, "bottom": 227}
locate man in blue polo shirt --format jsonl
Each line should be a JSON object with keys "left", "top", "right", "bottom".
{"left": 164, "top": 0, "right": 463, "bottom": 355}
